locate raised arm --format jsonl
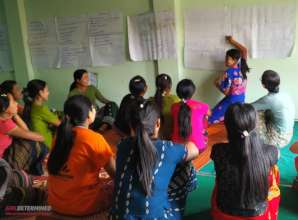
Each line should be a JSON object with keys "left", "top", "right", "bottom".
{"left": 226, "top": 36, "right": 248, "bottom": 60}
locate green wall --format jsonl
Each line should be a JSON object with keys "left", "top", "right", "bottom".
{"left": 0, "top": 0, "right": 13, "bottom": 82}
{"left": 1, "top": 0, "right": 298, "bottom": 119}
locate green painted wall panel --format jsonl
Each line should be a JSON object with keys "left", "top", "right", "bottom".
{"left": 0, "top": 0, "right": 14, "bottom": 82}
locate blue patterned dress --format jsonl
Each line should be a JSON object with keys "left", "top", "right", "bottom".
{"left": 109, "top": 138, "right": 197, "bottom": 220}
{"left": 209, "top": 66, "right": 247, "bottom": 124}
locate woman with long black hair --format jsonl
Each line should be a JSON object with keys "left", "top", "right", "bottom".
{"left": 48, "top": 95, "right": 115, "bottom": 216}
{"left": 110, "top": 101, "right": 199, "bottom": 220}
{"left": 209, "top": 36, "right": 250, "bottom": 124}
{"left": 23, "top": 79, "right": 60, "bottom": 149}
{"left": 171, "top": 79, "right": 209, "bottom": 153}
{"left": 211, "top": 103, "right": 280, "bottom": 220}
{"left": 153, "top": 73, "right": 179, "bottom": 139}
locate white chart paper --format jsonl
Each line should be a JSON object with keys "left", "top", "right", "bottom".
{"left": 55, "top": 15, "right": 88, "bottom": 45}
{"left": 56, "top": 45, "right": 91, "bottom": 68}
{"left": 28, "top": 19, "right": 58, "bottom": 69}
{"left": 252, "top": 4, "right": 296, "bottom": 58}
{"left": 30, "top": 46, "right": 58, "bottom": 69}
{"left": 28, "top": 18, "right": 57, "bottom": 45}
{"left": 184, "top": 3, "right": 296, "bottom": 70}
{"left": 55, "top": 15, "right": 90, "bottom": 68}
{"left": 88, "top": 12, "right": 124, "bottom": 66}
{"left": 128, "top": 11, "right": 176, "bottom": 61}
{"left": 184, "top": 8, "right": 230, "bottom": 70}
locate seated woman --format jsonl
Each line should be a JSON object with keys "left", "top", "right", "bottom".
{"left": 252, "top": 70, "right": 295, "bottom": 148}
{"left": 0, "top": 80, "right": 24, "bottom": 115}
{"left": 113, "top": 75, "right": 147, "bottom": 136}
{"left": 172, "top": 79, "right": 209, "bottom": 153}
{"left": 68, "top": 69, "right": 118, "bottom": 132}
{"left": 0, "top": 92, "right": 47, "bottom": 175}
{"left": 211, "top": 103, "right": 280, "bottom": 220}
{"left": 103, "top": 91, "right": 143, "bottom": 152}
{"left": 152, "top": 73, "right": 180, "bottom": 140}
{"left": 47, "top": 95, "right": 115, "bottom": 217}
{"left": 23, "top": 80, "right": 61, "bottom": 150}
{"left": 110, "top": 101, "right": 199, "bottom": 220}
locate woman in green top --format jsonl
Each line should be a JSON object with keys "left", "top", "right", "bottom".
{"left": 23, "top": 80, "right": 60, "bottom": 149}
{"left": 154, "top": 73, "right": 180, "bottom": 140}
{"left": 68, "top": 69, "right": 118, "bottom": 132}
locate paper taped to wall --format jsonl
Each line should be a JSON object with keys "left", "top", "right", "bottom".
{"left": 184, "top": 3, "right": 296, "bottom": 70}
{"left": 127, "top": 11, "right": 177, "bottom": 61}
{"left": 27, "top": 11, "right": 124, "bottom": 69}
{"left": 88, "top": 11, "right": 124, "bottom": 66}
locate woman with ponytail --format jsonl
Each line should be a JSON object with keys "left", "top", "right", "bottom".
{"left": 48, "top": 95, "right": 115, "bottom": 216}
{"left": 153, "top": 74, "right": 179, "bottom": 139}
{"left": 209, "top": 36, "right": 250, "bottom": 124}
{"left": 211, "top": 103, "right": 280, "bottom": 220}
{"left": 114, "top": 75, "right": 147, "bottom": 136}
{"left": 68, "top": 69, "right": 118, "bottom": 132}
{"left": 23, "top": 79, "right": 60, "bottom": 149}
{"left": 171, "top": 79, "right": 209, "bottom": 153}
{"left": 110, "top": 101, "right": 199, "bottom": 220}
{"left": 102, "top": 75, "right": 148, "bottom": 155}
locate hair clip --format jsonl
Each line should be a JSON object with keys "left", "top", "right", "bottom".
{"left": 241, "top": 130, "right": 249, "bottom": 138}
{"left": 134, "top": 79, "right": 141, "bottom": 82}
{"left": 140, "top": 103, "right": 144, "bottom": 108}
{"left": 164, "top": 75, "right": 167, "bottom": 80}
{"left": 26, "top": 96, "right": 33, "bottom": 102}
{"left": 237, "top": 58, "right": 242, "bottom": 65}
{"left": 0, "top": 94, "right": 7, "bottom": 97}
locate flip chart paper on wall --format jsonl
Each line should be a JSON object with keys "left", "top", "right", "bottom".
{"left": 252, "top": 4, "right": 296, "bottom": 58}
{"left": 0, "top": 25, "right": 13, "bottom": 71}
{"left": 55, "top": 15, "right": 90, "bottom": 68}
{"left": 56, "top": 45, "right": 91, "bottom": 68}
{"left": 128, "top": 11, "right": 176, "bottom": 61}
{"left": 88, "top": 12, "right": 124, "bottom": 66}
{"left": 155, "top": 11, "right": 177, "bottom": 59}
{"left": 30, "top": 46, "right": 58, "bottom": 69}
{"left": 28, "top": 12, "right": 125, "bottom": 69}
{"left": 28, "top": 18, "right": 58, "bottom": 69}
{"left": 229, "top": 5, "right": 254, "bottom": 59}
{"left": 184, "top": 3, "right": 296, "bottom": 70}
{"left": 56, "top": 15, "right": 88, "bottom": 45}
{"left": 184, "top": 8, "right": 230, "bottom": 70}
{"left": 28, "top": 18, "right": 57, "bottom": 45}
